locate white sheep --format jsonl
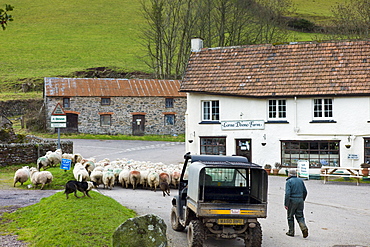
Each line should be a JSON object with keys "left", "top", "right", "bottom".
{"left": 46, "top": 149, "right": 62, "bottom": 167}
{"left": 90, "top": 170, "right": 103, "bottom": 187}
{"left": 73, "top": 163, "right": 89, "bottom": 182}
{"left": 140, "top": 170, "right": 150, "bottom": 189}
{"left": 102, "top": 169, "right": 115, "bottom": 190}
{"left": 13, "top": 166, "right": 30, "bottom": 187}
{"left": 30, "top": 167, "right": 53, "bottom": 190}
{"left": 148, "top": 171, "right": 160, "bottom": 192}
{"left": 118, "top": 168, "right": 130, "bottom": 188}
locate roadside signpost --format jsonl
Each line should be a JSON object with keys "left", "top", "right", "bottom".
{"left": 51, "top": 103, "right": 66, "bottom": 149}
{"left": 60, "top": 158, "right": 72, "bottom": 171}
{"left": 297, "top": 160, "right": 309, "bottom": 179}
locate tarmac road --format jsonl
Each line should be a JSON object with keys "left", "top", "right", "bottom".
{"left": 2, "top": 140, "right": 370, "bottom": 247}
{"left": 70, "top": 139, "right": 370, "bottom": 247}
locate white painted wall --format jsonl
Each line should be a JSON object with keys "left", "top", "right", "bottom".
{"left": 185, "top": 93, "right": 370, "bottom": 171}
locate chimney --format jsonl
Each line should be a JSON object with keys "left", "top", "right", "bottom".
{"left": 191, "top": 38, "right": 203, "bottom": 52}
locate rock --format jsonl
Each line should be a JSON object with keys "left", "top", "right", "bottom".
{"left": 112, "top": 213, "right": 167, "bottom": 247}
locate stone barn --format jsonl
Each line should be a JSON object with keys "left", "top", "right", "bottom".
{"left": 44, "top": 78, "right": 186, "bottom": 135}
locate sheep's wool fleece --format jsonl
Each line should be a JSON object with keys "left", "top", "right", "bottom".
{"left": 112, "top": 214, "right": 167, "bottom": 247}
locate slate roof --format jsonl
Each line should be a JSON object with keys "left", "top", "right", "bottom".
{"left": 180, "top": 40, "right": 370, "bottom": 97}
{"left": 45, "top": 78, "right": 186, "bottom": 97}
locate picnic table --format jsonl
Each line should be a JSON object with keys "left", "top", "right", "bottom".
{"left": 320, "top": 166, "right": 363, "bottom": 185}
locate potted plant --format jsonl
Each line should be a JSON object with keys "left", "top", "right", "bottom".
{"left": 264, "top": 164, "right": 272, "bottom": 175}
{"left": 273, "top": 162, "right": 282, "bottom": 175}
{"left": 360, "top": 163, "right": 370, "bottom": 176}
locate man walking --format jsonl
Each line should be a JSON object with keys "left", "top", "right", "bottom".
{"left": 284, "top": 169, "right": 309, "bottom": 238}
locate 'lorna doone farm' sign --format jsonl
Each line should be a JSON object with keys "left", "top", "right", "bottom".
{"left": 221, "top": 120, "right": 265, "bottom": 130}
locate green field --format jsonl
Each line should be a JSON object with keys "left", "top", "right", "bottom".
{"left": 1, "top": 0, "right": 148, "bottom": 85}
{"left": 291, "top": 0, "right": 341, "bottom": 24}
{"left": 0, "top": 0, "right": 345, "bottom": 92}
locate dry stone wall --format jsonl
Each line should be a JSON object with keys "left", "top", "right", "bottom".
{"left": 0, "top": 137, "right": 73, "bottom": 167}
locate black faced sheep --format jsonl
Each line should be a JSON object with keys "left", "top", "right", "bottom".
{"left": 13, "top": 166, "right": 30, "bottom": 187}
{"left": 37, "top": 156, "right": 50, "bottom": 171}
{"left": 30, "top": 167, "right": 53, "bottom": 190}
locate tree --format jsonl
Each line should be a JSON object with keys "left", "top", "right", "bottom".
{"left": 0, "top": 4, "right": 14, "bottom": 31}
{"left": 329, "top": 0, "right": 370, "bottom": 39}
{"left": 141, "top": 0, "right": 292, "bottom": 79}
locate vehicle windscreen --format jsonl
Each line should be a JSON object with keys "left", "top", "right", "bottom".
{"left": 199, "top": 167, "right": 253, "bottom": 203}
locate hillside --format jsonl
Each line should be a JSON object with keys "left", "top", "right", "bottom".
{"left": 0, "top": 0, "right": 345, "bottom": 99}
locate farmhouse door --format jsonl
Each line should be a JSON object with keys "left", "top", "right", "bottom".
{"left": 235, "top": 139, "right": 252, "bottom": 162}
{"left": 132, "top": 115, "right": 145, "bottom": 136}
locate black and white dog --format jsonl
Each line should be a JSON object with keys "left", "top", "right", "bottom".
{"left": 64, "top": 180, "right": 97, "bottom": 199}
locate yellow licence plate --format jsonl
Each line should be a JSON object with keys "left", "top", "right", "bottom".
{"left": 217, "top": 219, "right": 244, "bottom": 225}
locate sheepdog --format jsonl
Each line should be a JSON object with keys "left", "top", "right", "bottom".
{"left": 160, "top": 181, "right": 170, "bottom": 197}
{"left": 64, "top": 180, "right": 97, "bottom": 199}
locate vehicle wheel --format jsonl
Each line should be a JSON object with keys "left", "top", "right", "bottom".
{"left": 187, "top": 219, "right": 204, "bottom": 247}
{"left": 171, "top": 206, "right": 185, "bottom": 231}
{"left": 244, "top": 222, "right": 262, "bottom": 247}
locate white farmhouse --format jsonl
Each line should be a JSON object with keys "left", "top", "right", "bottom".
{"left": 180, "top": 39, "right": 370, "bottom": 174}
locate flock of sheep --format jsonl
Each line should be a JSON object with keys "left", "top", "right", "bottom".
{"left": 14, "top": 149, "right": 184, "bottom": 196}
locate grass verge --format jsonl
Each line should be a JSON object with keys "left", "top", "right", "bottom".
{"left": 0, "top": 191, "right": 136, "bottom": 247}
{"left": 0, "top": 164, "right": 137, "bottom": 246}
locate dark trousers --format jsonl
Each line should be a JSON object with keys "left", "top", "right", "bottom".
{"left": 287, "top": 198, "right": 308, "bottom": 234}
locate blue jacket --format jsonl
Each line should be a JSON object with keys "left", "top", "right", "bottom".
{"left": 284, "top": 176, "right": 307, "bottom": 207}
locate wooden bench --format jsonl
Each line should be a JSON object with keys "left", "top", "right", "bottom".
{"left": 321, "top": 166, "right": 363, "bottom": 185}
{"left": 320, "top": 174, "right": 362, "bottom": 185}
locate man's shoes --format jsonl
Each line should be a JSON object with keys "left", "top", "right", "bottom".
{"left": 302, "top": 229, "right": 308, "bottom": 238}
{"left": 286, "top": 232, "right": 294, "bottom": 237}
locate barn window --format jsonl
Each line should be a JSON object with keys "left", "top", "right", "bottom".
{"left": 165, "top": 98, "right": 174, "bottom": 108}
{"left": 63, "top": 98, "right": 70, "bottom": 108}
{"left": 101, "top": 98, "right": 111, "bottom": 106}
{"left": 100, "top": 114, "right": 111, "bottom": 126}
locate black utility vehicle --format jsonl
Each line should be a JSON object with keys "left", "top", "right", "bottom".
{"left": 171, "top": 153, "right": 268, "bottom": 247}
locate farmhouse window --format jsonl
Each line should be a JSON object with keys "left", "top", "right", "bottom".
{"left": 63, "top": 98, "right": 70, "bottom": 108}
{"left": 268, "top": 99, "right": 286, "bottom": 119}
{"left": 164, "top": 114, "right": 175, "bottom": 125}
{"left": 165, "top": 98, "right": 174, "bottom": 108}
{"left": 200, "top": 137, "right": 226, "bottom": 155}
{"left": 100, "top": 114, "right": 111, "bottom": 126}
{"left": 313, "top": 99, "right": 333, "bottom": 119}
{"left": 281, "top": 140, "right": 339, "bottom": 168}
{"left": 101, "top": 98, "right": 111, "bottom": 106}
{"left": 202, "top": 101, "right": 219, "bottom": 121}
